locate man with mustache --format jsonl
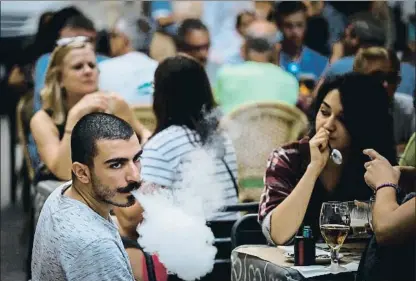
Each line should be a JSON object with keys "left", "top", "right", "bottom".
{"left": 31, "top": 112, "right": 142, "bottom": 281}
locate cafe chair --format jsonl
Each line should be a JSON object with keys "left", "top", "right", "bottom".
{"left": 231, "top": 213, "right": 268, "bottom": 249}
{"left": 193, "top": 203, "right": 259, "bottom": 281}
{"left": 132, "top": 105, "right": 157, "bottom": 133}
{"left": 221, "top": 102, "right": 308, "bottom": 202}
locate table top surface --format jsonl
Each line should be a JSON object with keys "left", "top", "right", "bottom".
{"left": 233, "top": 242, "right": 367, "bottom": 268}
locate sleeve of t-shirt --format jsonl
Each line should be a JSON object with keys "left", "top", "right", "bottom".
{"left": 141, "top": 146, "right": 175, "bottom": 187}
{"left": 66, "top": 239, "right": 134, "bottom": 281}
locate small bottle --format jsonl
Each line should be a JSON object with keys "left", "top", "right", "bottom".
{"left": 294, "top": 226, "right": 316, "bottom": 266}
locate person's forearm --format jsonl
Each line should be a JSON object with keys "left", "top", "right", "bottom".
{"left": 270, "top": 165, "right": 319, "bottom": 244}
{"left": 373, "top": 187, "right": 416, "bottom": 245}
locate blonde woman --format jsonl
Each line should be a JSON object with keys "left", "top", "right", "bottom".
{"left": 30, "top": 38, "right": 151, "bottom": 182}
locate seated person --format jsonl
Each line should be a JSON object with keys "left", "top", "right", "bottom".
{"left": 323, "top": 13, "right": 415, "bottom": 96}
{"left": 113, "top": 55, "right": 239, "bottom": 280}
{"left": 33, "top": 14, "right": 108, "bottom": 114}
{"left": 30, "top": 39, "right": 150, "bottom": 183}
{"left": 29, "top": 14, "right": 109, "bottom": 169}
{"left": 98, "top": 16, "right": 158, "bottom": 105}
{"left": 357, "top": 149, "right": 415, "bottom": 281}
{"left": 274, "top": 1, "right": 328, "bottom": 81}
{"left": 258, "top": 73, "right": 397, "bottom": 245}
{"left": 352, "top": 47, "right": 415, "bottom": 154}
{"left": 214, "top": 20, "right": 299, "bottom": 114}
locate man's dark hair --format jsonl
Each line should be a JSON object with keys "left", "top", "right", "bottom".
{"left": 36, "top": 6, "right": 83, "bottom": 55}
{"left": 152, "top": 56, "right": 217, "bottom": 144}
{"left": 349, "top": 12, "right": 385, "bottom": 48}
{"left": 175, "top": 18, "right": 208, "bottom": 51}
{"left": 71, "top": 113, "right": 134, "bottom": 167}
{"left": 274, "top": 1, "right": 307, "bottom": 26}
{"left": 64, "top": 14, "right": 96, "bottom": 32}
{"left": 236, "top": 10, "right": 255, "bottom": 30}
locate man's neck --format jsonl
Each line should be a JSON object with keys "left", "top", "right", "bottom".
{"left": 66, "top": 182, "right": 110, "bottom": 219}
{"left": 282, "top": 41, "right": 303, "bottom": 60}
{"left": 247, "top": 55, "right": 270, "bottom": 63}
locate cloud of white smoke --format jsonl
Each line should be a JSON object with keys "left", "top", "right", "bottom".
{"left": 131, "top": 107, "right": 237, "bottom": 280}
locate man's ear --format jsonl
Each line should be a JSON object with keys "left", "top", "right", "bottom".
{"left": 72, "top": 162, "right": 91, "bottom": 184}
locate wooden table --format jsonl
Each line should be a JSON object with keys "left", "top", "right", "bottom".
{"left": 231, "top": 243, "right": 367, "bottom": 281}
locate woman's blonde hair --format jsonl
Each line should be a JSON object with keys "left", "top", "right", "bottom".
{"left": 41, "top": 42, "right": 91, "bottom": 125}
{"left": 353, "top": 47, "right": 389, "bottom": 73}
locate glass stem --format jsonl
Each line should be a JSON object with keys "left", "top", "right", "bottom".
{"left": 330, "top": 248, "right": 340, "bottom": 269}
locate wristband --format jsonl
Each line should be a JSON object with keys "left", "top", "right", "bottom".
{"left": 375, "top": 183, "right": 398, "bottom": 192}
{"left": 64, "top": 129, "right": 72, "bottom": 134}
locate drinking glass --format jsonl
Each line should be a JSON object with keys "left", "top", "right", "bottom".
{"left": 367, "top": 196, "right": 376, "bottom": 232}
{"left": 346, "top": 201, "right": 370, "bottom": 238}
{"left": 319, "top": 201, "right": 351, "bottom": 273}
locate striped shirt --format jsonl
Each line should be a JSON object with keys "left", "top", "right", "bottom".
{"left": 141, "top": 125, "right": 239, "bottom": 220}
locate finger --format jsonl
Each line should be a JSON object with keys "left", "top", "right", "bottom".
{"left": 363, "top": 149, "right": 383, "bottom": 160}
{"left": 364, "top": 161, "right": 372, "bottom": 169}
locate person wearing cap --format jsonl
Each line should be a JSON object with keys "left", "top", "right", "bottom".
{"left": 214, "top": 20, "right": 299, "bottom": 115}
{"left": 322, "top": 12, "right": 415, "bottom": 96}
{"left": 98, "top": 16, "right": 158, "bottom": 105}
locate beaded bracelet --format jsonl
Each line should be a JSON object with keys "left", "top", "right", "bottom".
{"left": 375, "top": 183, "right": 398, "bottom": 192}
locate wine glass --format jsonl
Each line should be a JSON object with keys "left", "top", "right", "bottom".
{"left": 319, "top": 201, "right": 351, "bottom": 273}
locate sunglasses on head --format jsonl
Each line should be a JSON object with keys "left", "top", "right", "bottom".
{"left": 56, "top": 36, "right": 91, "bottom": 47}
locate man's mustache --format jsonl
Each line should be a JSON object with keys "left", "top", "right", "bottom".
{"left": 117, "top": 181, "right": 142, "bottom": 193}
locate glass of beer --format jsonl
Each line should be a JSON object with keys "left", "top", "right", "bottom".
{"left": 346, "top": 201, "right": 370, "bottom": 238}
{"left": 319, "top": 201, "right": 351, "bottom": 273}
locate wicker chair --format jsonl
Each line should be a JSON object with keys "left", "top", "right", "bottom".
{"left": 132, "top": 105, "right": 157, "bottom": 133}
{"left": 221, "top": 102, "right": 309, "bottom": 202}
{"left": 16, "top": 93, "right": 35, "bottom": 202}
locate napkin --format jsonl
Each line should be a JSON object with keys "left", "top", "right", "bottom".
{"left": 292, "top": 262, "right": 359, "bottom": 278}
{"left": 277, "top": 245, "right": 358, "bottom": 278}
{"left": 278, "top": 245, "right": 332, "bottom": 258}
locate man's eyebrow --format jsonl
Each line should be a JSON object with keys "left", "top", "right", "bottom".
{"left": 133, "top": 150, "right": 143, "bottom": 160}
{"left": 104, "top": 150, "right": 143, "bottom": 164}
{"left": 104, "top": 157, "right": 128, "bottom": 165}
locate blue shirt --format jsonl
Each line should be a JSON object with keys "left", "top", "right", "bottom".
{"left": 279, "top": 46, "right": 329, "bottom": 81}
{"left": 324, "top": 56, "right": 416, "bottom": 96}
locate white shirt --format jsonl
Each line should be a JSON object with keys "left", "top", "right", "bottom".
{"left": 98, "top": 52, "right": 158, "bottom": 105}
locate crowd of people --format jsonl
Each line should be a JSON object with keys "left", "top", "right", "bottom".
{"left": 1, "top": 1, "right": 415, "bottom": 281}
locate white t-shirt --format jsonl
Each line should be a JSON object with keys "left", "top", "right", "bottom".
{"left": 141, "top": 125, "right": 239, "bottom": 220}
{"left": 98, "top": 52, "right": 158, "bottom": 105}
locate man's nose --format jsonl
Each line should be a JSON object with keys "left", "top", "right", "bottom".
{"left": 126, "top": 161, "right": 141, "bottom": 182}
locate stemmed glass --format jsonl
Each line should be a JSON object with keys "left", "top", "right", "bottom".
{"left": 319, "top": 201, "right": 351, "bottom": 273}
